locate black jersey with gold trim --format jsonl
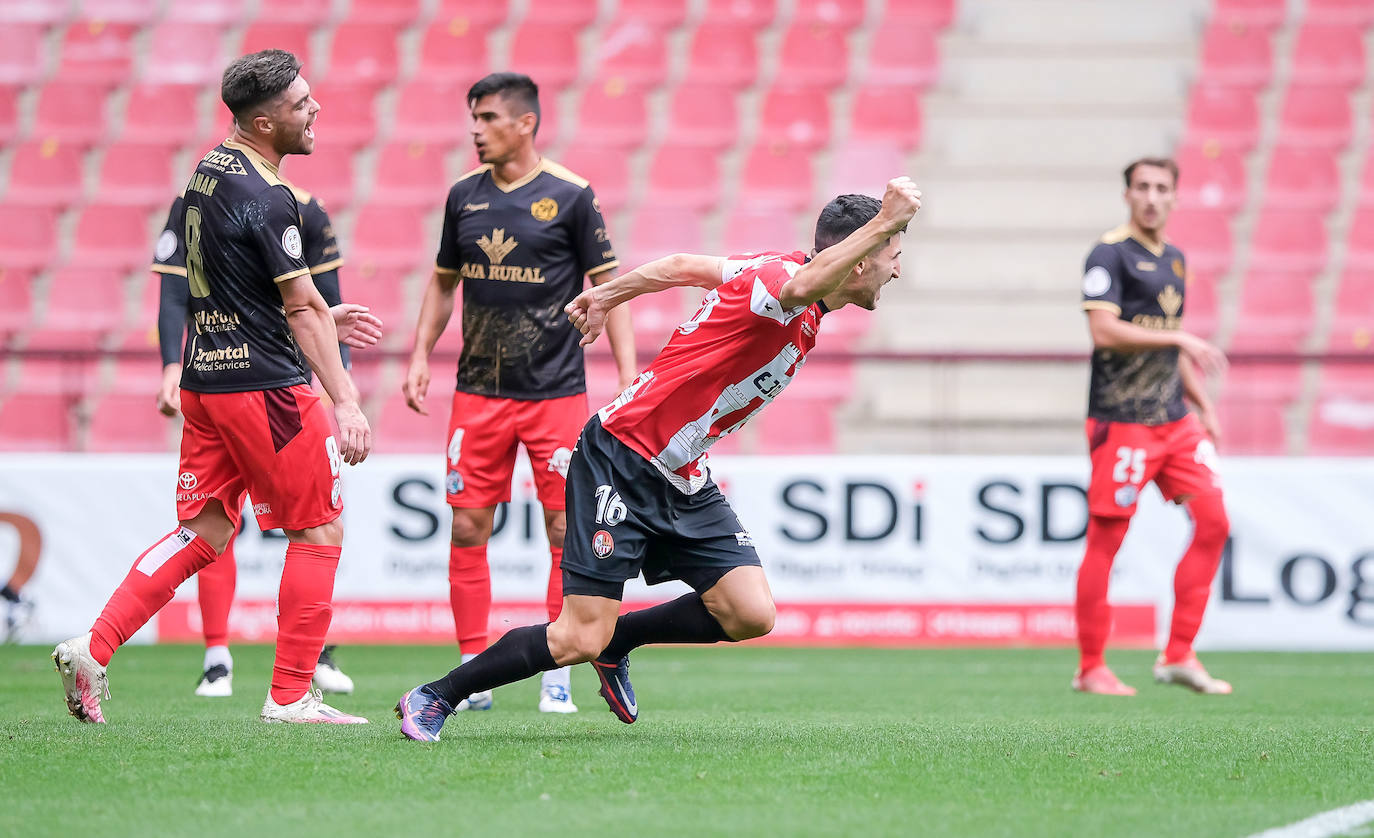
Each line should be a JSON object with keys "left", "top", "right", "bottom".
{"left": 435, "top": 158, "right": 619, "bottom": 400}
{"left": 170, "top": 139, "right": 315, "bottom": 394}
{"left": 1081, "top": 226, "right": 1189, "bottom": 425}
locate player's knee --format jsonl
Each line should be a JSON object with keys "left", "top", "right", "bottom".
{"left": 285, "top": 517, "right": 343, "bottom": 547}
{"left": 723, "top": 599, "right": 776, "bottom": 641}
{"left": 450, "top": 511, "right": 492, "bottom": 547}
{"left": 1190, "top": 496, "right": 1230, "bottom": 546}
{"left": 547, "top": 616, "right": 613, "bottom": 664}
{"left": 544, "top": 513, "right": 566, "bottom": 550}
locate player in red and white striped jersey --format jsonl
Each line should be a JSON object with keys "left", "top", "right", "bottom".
{"left": 397, "top": 178, "right": 921, "bottom": 740}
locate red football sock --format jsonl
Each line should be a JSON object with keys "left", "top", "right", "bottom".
{"left": 1076, "top": 514, "right": 1132, "bottom": 673}
{"left": 546, "top": 546, "right": 564, "bottom": 621}
{"left": 197, "top": 538, "right": 236, "bottom": 649}
{"left": 90, "top": 527, "right": 219, "bottom": 666}
{"left": 1164, "top": 494, "right": 1230, "bottom": 663}
{"left": 448, "top": 544, "right": 490, "bottom": 655}
{"left": 270, "top": 543, "right": 340, "bottom": 705}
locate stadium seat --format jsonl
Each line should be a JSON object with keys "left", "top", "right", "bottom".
{"left": 1289, "top": 25, "right": 1365, "bottom": 89}
{"left": 343, "top": 272, "right": 410, "bottom": 330}
{"left": 307, "top": 82, "right": 377, "bottom": 149}
{"left": 526, "top": 0, "right": 598, "bottom": 26}
{"left": 326, "top": 23, "right": 401, "bottom": 89}
{"left": 883, "top": 0, "right": 956, "bottom": 27}
{"left": 1184, "top": 85, "right": 1260, "bottom": 152}
{"left": 1210, "top": 0, "right": 1286, "bottom": 29}
{"left": 4, "top": 140, "right": 86, "bottom": 209}
{"left": 665, "top": 83, "right": 739, "bottom": 150}
{"left": 240, "top": 23, "right": 315, "bottom": 68}
{"left": 1174, "top": 143, "right": 1246, "bottom": 213}
{"left": 739, "top": 141, "right": 815, "bottom": 210}
{"left": 371, "top": 394, "right": 450, "bottom": 454}
{"left": 370, "top": 142, "right": 451, "bottom": 207}
{"left": 257, "top": 0, "right": 335, "bottom": 24}
{"left": 347, "top": 358, "right": 385, "bottom": 402}
{"left": 1304, "top": 0, "right": 1374, "bottom": 26}
{"left": 351, "top": 205, "right": 429, "bottom": 272}
{"left": 53, "top": 21, "right": 139, "bottom": 84}
{"left": 1276, "top": 85, "right": 1351, "bottom": 151}
{"left": 1262, "top": 145, "right": 1340, "bottom": 213}
{"left": 1248, "top": 210, "right": 1326, "bottom": 274}
{"left": 119, "top": 83, "right": 203, "bottom": 147}
{"left": 1345, "top": 209, "right": 1374, "bottom": 271}
{"left": 73, "top": 0, "right": 159, "bottom": 24}
{"left": 623, "top": 207, "right": 704, "bottom": 269}
{"left": 0, "top": 268, "right": 35, "bottom": 344}
{"left": 346, "top": 0, "right": 424, "bottom": 25}
{"left": 414, "top": 20, "right": 493, "bottom": 85}
{"left": 0, "top": 0, "right": 70, "bottom": 25}
{"left": 702, "top": 0, "right": 775, "bottom": 26}
{"left": 1229, "top": 271, "right": 1314, "bottom": 352}
{"left": 107, "top": 357, "right": 166, "bottom": 396}
{"left": 793, "top": 0, "right": 865, "bottom": 29}
{"left": 1308, "top": 366, "right": 1374, "bottom": 455}
{"left": 0, "top": 85, "right": 19, "bottom": 145}
{"left": 823, "top": 141, "right": 906, "bottom": 200}
{"left": 760, "top": 85, "right": 832, "bottom": 151}
{"left": 721, "top": 203, "right": 801, "bottom": 257}
{"left": 752, "top": 398, "right": 839, "bottom": 453}
{"left": 1182, "top": 270, "right": 1220, "bottom": 340}
{"left": 572, "top": 80, "right": 648, "bottom": 149}
{"left": 11, "top": 357, "right": 101, "bottom": 397}
{"left": 777, "top": 24, "right": 850, "bottom": 90}
{"left": 685, "top": 23, "right": 759, "bottom": 89}
{"left": 591, "top": 25, "right": 669, "bottom": 92}
{"left": 27, "top": 266, "right": 128, "bottom": 350}
{"left": 1166, "top": 209, "right": 1232, "bottom": 274}
{"left": 92, "top": 142, "right": 180, "bottom": 209}
{"left": 87, "top": 393, "right": 176, "bottom": 452}
{"left": 120, "top": 276, "right": 161, "bottom": 352}
{"left": 0, "top": 206, "right": 58, "bottom": 270}
{"left": 508, "top": 23, "right": 582, "bottom": 94}
{"left": 1197, "top": 21, "right": 1272, "bottom": 90}
{"left": 558, "top": 143, "right": 632, "bottom": 213}
{"left": 0, "top": 25, "right": 47, "bottom": 85}
{"left": 0, "top": 393, "right": 77, "bottom": 451}
{"left": 863, "top": 21, "right": 940, "bottom": 90}
{"left": 287, "top": 145, "right": 357, "bottom": 209}
{"left": 164, "top": 0, "right": 250, "bottom": 23}
{"left": 434, "top": 0, "right": 510, "bottom": 29}
{"left": 393, "top": 79, "right": 474, "bottom": 147}
{"left": 67, "top": 203, "right": 156, "bottom": 270}
{"left": 1215, "top": 365, "right": 1294, "bottom": 454}
{"left": 849, "top": 85, "right": 923, "bottom": 150}
{"left": 144, "top": 23, "right": 230, "bottom": 85}
{"left": 32, "top": 81, "right": 109, "bottom": 146}
{"left": 1325, "top": 270, "right": 1374, "bottom": 352}
{"left": 617, "top": 0, "right": 687, "bottom": 30}
{"left": 645, "top": 144, "right": 723, "bottom": 210}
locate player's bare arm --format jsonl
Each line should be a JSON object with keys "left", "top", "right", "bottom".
{"left": 779, "top": 177, "right": 921, "bottom": 308}
{"left": 402, "top": 269, "right": 460, "bottom": 415}
{"left": 1086, "top": 309, "right": 1227, "bottom": 375}
{"left": 565, "top": 253, "right": 727, "bottom": 346}
{"left": 1178, "top": 353, "right": 1222, "bottom": 445}
{"left": 280, "top": 274, "right": 371, "bottom": 464}
{"left": 591, "top": 268, "right": 638, "bottom": 387}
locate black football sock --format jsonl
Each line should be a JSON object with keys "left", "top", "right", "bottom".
{"left": 0, "top": 585, "right": 18, "bottom": 603}
{"left": 598, "top": 593, "right": 733, "bottom": 662}
{"left": 424, "top": 623, "right": 556, "bottom": 708}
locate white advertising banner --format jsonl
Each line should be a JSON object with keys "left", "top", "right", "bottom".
{"left": 1, "top": 453, "right": 1371, "bottom": 649}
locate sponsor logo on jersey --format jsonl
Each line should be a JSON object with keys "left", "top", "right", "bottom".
{"left": 155, "top": 229, "right": 178, "bottom": 262}
{"left": 193, "top": 309, "right": 241, "bottom": 335}
{"left": 1115, "top": 485, "right": 1139, "bottom": 507}
{"left": 1136, "top": 260, "right": 1157, "bottom": 271}
{"left": 282, "top": 225, "right": 303, "bottom": 259}
{"left": 1157, "top": 284, "right": 1182, "bottom": 317}
{"left": 252, "top": 502, "right": 272, "bottom": 515}
{"left": 191, "top": 343, "right": 252, "bottom": 372}
{"left": 1082, "top": 266, "right": 1111, "bottom": 297}
{"left": 460, "top": 262, "right": 547, "bottom": 283}
{"left": 735, "top": 531, "right": 754, "bottom": 547}
{"left": 178, "top": 472, "right": 198, "bottom": 490}
{"left": 477, "top": 228, "right": 519, "bottom": 264}
{"left": 200, "top": 149, "right": 248, "bottom": 176}
{"left": 463, "top": 202, "right": 490, "bottom": 211}
{"left": 530, "top": 197, "right": 559, "bottom": 222}
{"left": 547, "top": 447, "right": 572, "bottom": 479}
{"left": 592, "top": 529, "right": 614, "bottom": 559}
{"left": 446, "top": 469, "right": 464, "bottom": 494}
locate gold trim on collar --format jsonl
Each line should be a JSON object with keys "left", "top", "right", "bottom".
{"left": 492, "top": 158, "right": 545, "bottom": 193}
{"left": 223, "top": 138, "right": 286, "bottom": 186}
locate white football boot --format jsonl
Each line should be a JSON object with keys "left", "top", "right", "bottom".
{"left": 52, "top": 633, "right": 110, "bottom": 723}
{"left": 260, "top": 688, "right": 369, "bottom": 724}
{"left": 454, "top": 690, "right": 493, "bottom": 711}
{"left": 1153, "top": 653, "right": 1233, "bottom": 695}
{"left": 194, "top": 664, "right": 233, "bottom": 697}
{"left": 538, "top": 666, "right": 578, "bottom": 713}
{"left": 312, "top": 645, "right": 355, "bottom": 695}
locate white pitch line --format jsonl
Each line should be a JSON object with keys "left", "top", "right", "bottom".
{"left": 1245, "top": 801, "right": 1374, "bottom": 838}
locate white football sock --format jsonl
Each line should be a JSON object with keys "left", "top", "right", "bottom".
{"left": 204, "top": 645, "right": 232, "bottom": 672}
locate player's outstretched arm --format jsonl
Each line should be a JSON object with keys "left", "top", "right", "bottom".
{"left": 1086, "top": 310, "right": 1227, "bottom": 376}
{"left": 566, "top": 253, "right": 726, "bottom": 346}
{"left": 281, "top": 275, "right": 371, "bottom": 464}
{"left": 403, "top": 269, "right": 459, "bottom": 415}
{"left": 779, "top": 177, "right": 921, "bottom": 309}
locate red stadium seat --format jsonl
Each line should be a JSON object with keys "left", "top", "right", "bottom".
{"left": 165, "top": 0, "right": 251, "bottom": 23}
{"left": 617, "top": 0, "right": 688, "bottom": 30}
{"left": 1182, "top": 270, "right": 1220, "bottom": 340}
{"left": 685, "top": 23, "right": 759, "bottom": 89}
{"left": 508, "top": 23, "right": 581, "bottom": 94}
{"left": 0, "top": 0, "right": 70, "bottom": 25}
{"left": 351, "top": 205, "right": 429, "bottom": 273}
{"left": 823, "top": 141, "right": 905, "bottom": 201}
{"left": 849, "top": 85, "right": 922, "bottom": 149}
{"left": 702, "top": 0, "right": 775, "bottom": 26}
{"left": 434, "top": 0, "right": 510, "bottom": 29}
{"left": 1308, "top": 367, "right": 1374, "bottom": 455}
{"left": 794, "top": 0, "right": 865, "bottom": 29}
{"left": 257, "top": 0, "right": 335, "bottom": 24}
{"left": 326, "top": 23, "right": 401, "bottom": 88}
{"left": 394, "top": 79, "right": 474, "bottom": 147}
{"left": 308, "top": 82, "right": 378, "bottom": 149}
{"left": 371, "top": 394, "right": 452, "bottom": 454}
{"left": 74, "top": 0, "right": 159, "bottom": 23}
{"left": 777, "top": 24, "right": 850, "bottom": 90}
{"left": 1326, "top": 270, "right": 1374, "bottom": 352}
{"left": 1174, "top": 143, "right": 1246, "bottom": 212}
{"left": 721, "top": 203, "right": 801, "bottom": 257}
{"left": 4, "top": 140, "right": 86, "bottom": 209}
{"left": 883, "top": 0, "right": 956, "bottom": 27}
{"left": 107, "top": 357, "right": 166, "bottom": 396}
{"left": 1229, "top": 271, "right": 1314, "bottom": 352}
{"left": 1197, "top": 21, "right": 1272, "bottom": 90}
{"left": 240, "top": 23, "right": 315, "bottom": 68}
{"left": 623, "top": 207, "right": 704, "bottom": 268}
{"left": 1276, "top": 85, "right": 1352, "bottom": 151}
{"left": 526, "top": 0, "right": 598, "bottom": 26}
{"left": 591, "top": 24, "right": 669, "bottom": 92}
{"left": 1216, "top": 364, "right": 1294, "bottom": 454}
{"left": 53, "top": 21, "right": 139, "bottom": 84}
{"left": 1290, "top": 25, "right": 1365, "bottom": 89}
{"left": 346, "top": 0, "right": 424, "bottom": 25}
{"left": 1304, "top": 0, "right": 1374, "bottom": 26}
{"left": 0, "top": 85, "right": 19, "bottom": 145}
{"left": 572, "top": 80, "right": 648, "bottom": 149}
{"left": 144, "top": 23, "right": 230, "bottom": 85}
{"left": 68, "top": 203, "right": 156, "bottom": 270}
{"left": 0, "top": 267, "right": 36, "bottom": 343}
{"left": 120, "top": 83, "right": 203, "bottom": 147}
{"left": 1211, "top": 0, "right": 1286, "bottom": 29}
{"left": 1248, "top": 210, "right": 1326, "bottom": 274}
{"left": 344, "top": 272, "right": 411, "bottom": 330}
{"left": 559, "top": 143, "right": 632, "bottom": 213}
{"left": 122, "top": 276, "right": 161, "bottom": 351}
{"left": 1263, "top": 145, "right": 1340, "bottom": 213}
{"left": 370, "top": 142, "right": 451, "bottom": 207}
{"left": 0, "top": 394, "right": 77, "bottom": 451}
{"left": 1166, "top": 209, "right": 1232, "bottom": 274}
{"left": 739, "top": 141, "right": 815, "bottom": 210}
{"left": 1346, "top": 209, "right": 1374, "bottom": 271}
{"left": 666, "top": 83, "right": 739, "bottom": 150}
{"left": 87, "top": 393, "right": 177, "bottom": 452}
{"left": 627, "top": 290, "right": 691, "bottom": 351}
{"left": 93, "top": 142, "right": 180, "bottom": 209}
{"left": 752, "top": 398, "right": 839, "bottom": 453}
{"left": 11, "top": 357, "right": 101, "bottom": 397}
{"left": 1184, "top": 85, "right": 1260, "bottom": 152}
{"left": 864, "top": 21, "right": 940, "bottom": 89}
{"left": 32, "top": 81, "right": 109, "bottom": 146}
{"left": 645, "top": 144, "right": 723, "bottom": 210}
{"left": 414, "top": 20, "right": 493, "bottom": 84}
{"left": 287, "top": 144, "right": 357, "bottom": 209}
{"left": 28, "top": 266, "right": 128, "bottom": 350}
{"left": 760, "top": 85, "right": 832, "bottom": 151}
{"left": 0, "top": 25, "right": 47, "bottom": 85}
{"left": 0, "top": 206, "right": 58, "bottom": 270}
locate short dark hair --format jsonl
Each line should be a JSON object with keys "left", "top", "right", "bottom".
{"left": 221, "top": 49, "right": 302, "bottom": 123}
{"left": 814, "top": 194, "right": 885, "bottom": 251}
{"left": 1123, "top": 157, "right": 1179, "bottom": 189}
{"left": 467, "top": 72, "right": 541, "bottom": 137}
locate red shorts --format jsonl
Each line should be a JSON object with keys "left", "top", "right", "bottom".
{"left": 177, "top": 384, "right": 342, "bottom": 531}
{"left": 444, "top": 391, "right": 588, "bottom": 510}
{"left": 1086, "top": 413, "right": 1223, "bottom": 518}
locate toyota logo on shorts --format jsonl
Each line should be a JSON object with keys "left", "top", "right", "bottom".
{"left": 179, "top": 472, "right": 198, "bottom": 490}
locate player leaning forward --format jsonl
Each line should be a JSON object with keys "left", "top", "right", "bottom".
{"left": 396, "top": 177, "right": 922, "bottom": 740}
{"left": 53, "top": 50, "right": 374, "bottom": 724}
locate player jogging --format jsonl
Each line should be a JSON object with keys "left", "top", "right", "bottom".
{"left": 396, "top": 177, "right": 922, "bottom": 741}
{"left": 53, "top": 50, "right": 372, "bottom": 724}
{"left": 1073, "top": 157, "right": 1233, "bottom": 697}
{"left": 402, "top": 72, "right": 636, "bottom": 714}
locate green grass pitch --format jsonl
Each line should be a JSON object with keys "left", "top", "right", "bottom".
{"left": 3, "top": 644, "right": 1372, "bottom": 837}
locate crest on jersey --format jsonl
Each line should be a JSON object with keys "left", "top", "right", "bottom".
{"left": 477, "top": 228, "right": 519, "bottom": 264}
{"left": 155, "top": 230, "right": 178, "bottom": 262}
{"left": 1172, "top": 258, "right": 1185, "bottom": 278}
{"left": 1158, "top": 284, "right": 1182, "bottom": 317}
{"left": 530, "top": 198, "right": 558, "bottom": 222}
{"left": 592, "top": 530, "right": 614, "bottom": 559}
{"left": 1114, "top": 485, "right": 1138, "bottom": 507}
{"left": 281, "top": 225, "right": 303, "bottom": 259}
{"left": 1082, "top": 266, "right": 1111, "bottom": 297}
